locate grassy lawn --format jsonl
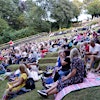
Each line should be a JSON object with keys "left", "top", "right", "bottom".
{"left": 1, "top": 79, "right": 100, "bottom": 100}
{"left": 0, "top": 28, "right": 100, "bottom": 100}
{"left": 8, "top": 64, "right": 19, "bottom": 71}
{"left": 0, "top": 80, "right": 8, "bottom": 98}
{"left": 12, "top": 80, "right": 54, "bottom": 100}
{"left": 63, "top": 87, "right": 100, "bottom": 100}
{"left": 38, "top": 57, "right": 57, "bottom": 64}
{"left": 0, "top": 79, "right": 54, "bottom": 100}
{"left": 1, "top": 60, "right": 100, "bottom": 100}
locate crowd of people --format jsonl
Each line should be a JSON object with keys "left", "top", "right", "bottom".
{"left": 0, "top": 29, "right": 100, "bottom": 100}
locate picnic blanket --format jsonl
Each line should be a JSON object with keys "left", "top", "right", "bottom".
{"left": 55, "top": 72, "right": 100, "bottom": 100}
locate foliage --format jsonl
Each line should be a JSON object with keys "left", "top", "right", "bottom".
{"left": 0, "top": 18, "right": 9, "bottom": 34}
{"left": 72, "top": 0, "right": 83, "bottom": 20}
{"left": 0, "top": 36, "right": 4, "bottom": 44}
{"left": 0, "top": 0, "right": 25, "bottom": 30}
{"left": 0, "top": 27, "right": 36, "bottom": 44}
{"left": 9, "top": 27, "right": 35, "bottom": 41}
{"left": 2, "top": 31, "right": 11, "bottom": 43}
{"left": 24, "top": 0, "right": 51, "bottom": 32}
{"left": 0, "top": 0, "right": 51, "bottom": 44}
{"left": 83, "top": 0, "right": 94, "bottom": 5}
{"left": 36, "top": 0, "right": 81, "bottom": 28}
{"left": 50, "top": 0, "right": 81, "bottom": 28}
{"left": 86, "top": 0, "right": 100, "bottom": 18}
{"left": 0, "top": 0, "right": 82, "bottom": 44}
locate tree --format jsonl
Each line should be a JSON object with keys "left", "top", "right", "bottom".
{"left": 18, "top": 0, "right": 27, "bottom": 12}
{"left": 86, "top": 0, "right": 100, "bottom": 18}
{"left": 50, "top": 0, "right": 81, "bottom": 29}
{"left": 83, "top": 0, "right": 94, "bottom": 5}
{"left": 35, "top": 0, "right": 81, "bottom": 30}
{"left": 72, "top": 0, "right": 83, "bottom": 20}
{"left": 24, "top": 0, "right": 50, "bottom": 32}
{"left": 0, "top": 0, "right": 26, "bottom": 30}
{"left": 83, "top": 0, "right": 94, "bottom": 9}
{"left": 0, "top": 18, "right": 9, "bottom": 34}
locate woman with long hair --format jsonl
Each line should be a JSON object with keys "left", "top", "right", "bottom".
{"left": 37, "top": 48, "right": 85, "bottom": 97}
{"left": 2, "top": 64, "right": 28, "bottom": 100}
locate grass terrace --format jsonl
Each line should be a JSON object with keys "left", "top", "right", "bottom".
{"left": 0, "top": 50, "right": 100, "bottom": 100}
{"left": 0, "top": 24, "right": 100, "bottom": 100}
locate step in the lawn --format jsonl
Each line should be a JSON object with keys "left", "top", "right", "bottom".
{"left": 45, "top": 52, "right": 58, "bottom": 58}
{"left": 39, "top": 63, "right": 56, "bottom": 70}
{"left": 8, "top": 64, "right": 19, "bottom": 71}
{"left": 38, "top": 57, "right": 57, "bottom": 64}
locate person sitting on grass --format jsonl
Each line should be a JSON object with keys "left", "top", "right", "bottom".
{"left": 2, "top": 64, "right": 28, "bottom": 100}
{"left": 84, "top": 39, "right": 100, "bottom": 69}
{"left": 42, "top": 49, "right": 71, "bottom": 89}
{"left": 37, "top": 48, "right": 85, "bottom": 97}
{"left": 54, "top": 50, "right": 64, "bottom": 72}
{"left": 79, "top": 41, "right": 89, "bottom": 58}
{"left": 0, "top": 57, "right": 6, "bottom": 74}
{"left": 54, "top": 50, "right": 70, "bottom": 82}
{"left": 0, "top": 64, "right": 6, "bottom": 75}
{"left": 92, "top": 62, "right": 100, "bottom": 74}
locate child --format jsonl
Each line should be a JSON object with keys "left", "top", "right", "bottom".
{"left": 2, "top": 64, "right": 28, "bottom": 100}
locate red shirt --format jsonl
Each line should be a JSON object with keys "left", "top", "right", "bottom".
{"left": 85, "top": 45, "right": 89, "bottom": 52}
{"left": 0, "top": 56, "right": 4, "bottom": 60}
{"left": 41, "top": 49, "right": 48, "bottom": 53}
{"left": 8, "top": 41, "right": 14, "bottom": 46}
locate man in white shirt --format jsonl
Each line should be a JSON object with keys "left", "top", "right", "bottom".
{"left": 21, "top": 50, "right": 27, "bottom": 58}
{"left": 85, "top": 39, "right": 100, "bottom": 69}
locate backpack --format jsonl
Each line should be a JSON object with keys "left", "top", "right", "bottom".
{"left": 25, "top": 78, "right": 35, "bottom": 90}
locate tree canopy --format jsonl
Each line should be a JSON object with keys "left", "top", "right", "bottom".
{"left": 1, "top": 0, "right": 99, "bottom": 44}
{"left": 86, "top": 0, "right": 100, "bottom": 18}
{"left": 36, "top": 0, "right": 81, "bottom": 28}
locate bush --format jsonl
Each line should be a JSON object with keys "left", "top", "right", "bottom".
{"left": 0, "top": 27, "right": 37, "bottom": 44}
{"left": 0, "top": 37, "right": 4, "bottom": 44}
{"left": 10, "top": 27, "right": 34, "bottom": 41}
{"left": 0, "top": 18, "right": 9, "bottom": 34}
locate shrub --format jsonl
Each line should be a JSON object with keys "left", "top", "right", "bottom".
{"left": 0, "top": 27, "right": 37, "bottom": 44}
{"left": 0, "top": 36, "right": 4, "bottom": 44}
{"left": 0, "top": 18, "right": 9, "bottom": 34}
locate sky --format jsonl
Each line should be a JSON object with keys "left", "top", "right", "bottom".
{"left": 70, "top": 0, "right": 92, "bottom": 21}
{"left": 78, "top": 11, "right": 91, "bottom": 21}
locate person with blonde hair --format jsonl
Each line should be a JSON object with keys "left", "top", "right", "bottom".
{"left": 70, "top": 48, "right": 80, "bottom": 60}
{"left": 37, "top": 48, "right": 85, "bottom": 97}
{"left": 2, "top": 64, "right": 28, "bottom": 100}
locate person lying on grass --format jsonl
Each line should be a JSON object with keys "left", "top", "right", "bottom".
{"left": 2, "top": 64, "right": 28, "bottom": 100}
{"left": 37, "top": 48, "right": 85, "bottom": 97}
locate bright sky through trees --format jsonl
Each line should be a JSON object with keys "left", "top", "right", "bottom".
{"left": 21, "top": 0, "right": 91, "bottom": 21}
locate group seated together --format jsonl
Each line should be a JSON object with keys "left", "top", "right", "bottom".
{"left": 1, "top": 29, "right": 100, "bottom": 100}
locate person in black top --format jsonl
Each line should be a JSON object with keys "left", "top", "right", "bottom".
{"left": 54, "top": 50, "right": 70, "bottom": 82}
{"left": 61, "top": 56, "right": 70, "bottom": 73}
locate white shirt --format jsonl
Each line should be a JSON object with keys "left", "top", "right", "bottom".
{"left": 89, "top": 43, "right": 100, "bottom": 56}
{"left": 21, "top": 52, "right": 27, "bottom": 58}
{"left": 15, "top": 53, "right": 21, "bottom": 58}
{"left": 28, "top": 53, "right": 32, "bottom": 59}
